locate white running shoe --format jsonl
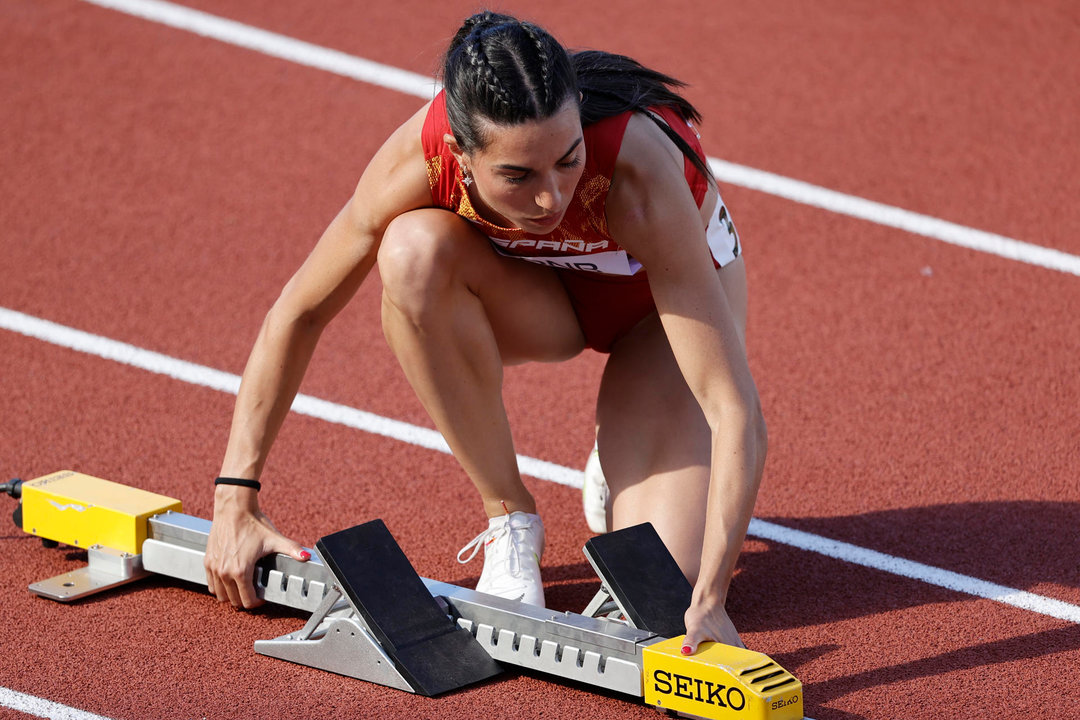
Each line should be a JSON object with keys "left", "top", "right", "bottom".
{"left": 582, "top": 444, "right": 610, "bottom": 534}
{"left": 457, "top": 511, "right": 546, "bottom": 607}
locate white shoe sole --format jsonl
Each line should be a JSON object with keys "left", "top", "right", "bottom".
{"left": 582, "top": 447, "right": 609, "bottom": 534}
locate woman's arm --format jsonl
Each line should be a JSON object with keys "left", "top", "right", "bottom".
{"left": 606, "top": 114, "right": 767, "bottom": 649}
{"left": 205, "top": 103, "right": 435, "bottom": 609}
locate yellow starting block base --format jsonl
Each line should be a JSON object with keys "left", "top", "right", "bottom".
{"left": 21, "top": 470, "right": 182, "bottom": 555}
{"left": 644, "top": 636, "right": 803, "bottom": 720}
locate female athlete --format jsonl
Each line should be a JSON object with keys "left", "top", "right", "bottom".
{"left": 204, "top": 11, "right": 767, "bottom": 653}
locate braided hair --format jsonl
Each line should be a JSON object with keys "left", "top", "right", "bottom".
{"left": 442, "top": 12, "right": 577, "bottom": 152}
{"left": 442, "top": 12, "right": 714, "bottom": 186}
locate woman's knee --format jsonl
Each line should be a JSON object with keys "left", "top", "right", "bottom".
{"left": 378, "top": 210, "right": 473, "bottom": 315}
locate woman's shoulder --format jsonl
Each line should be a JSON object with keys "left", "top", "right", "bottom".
{"left": 348, "top": 102, "right": 436, "bottom": 231}
{"left": 617, "top": 113, "right": 691, "bottom": 176}
{"left": 389, "top": 100, "right": 436, "bottom": 155}
{"left": 609, "top": 113, "right": 688, "bottom": 206}
{"left": 605, "top": 112, "right": 714, "bottom": 247}
{"left": 610, "top": 111, "right": 712, "bottom": 212}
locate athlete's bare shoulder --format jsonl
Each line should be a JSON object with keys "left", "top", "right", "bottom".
{"left": 609, "top": 114, "right": 695, "bottom": 227}
{"left": 617, "top": 112, "right": 687, "bottom": 178}
{"left": 348, "top": 101, "right": 436, "bottom": 236}
{"left": 609, "top": 113, "right": 716, "bottom": 232}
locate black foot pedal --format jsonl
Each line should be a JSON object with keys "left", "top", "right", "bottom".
{"left": 256, "top": 519, "right": 501, "bottom": 696}
{"left": 583, "top": 523, "right": 692, "bottom": 639}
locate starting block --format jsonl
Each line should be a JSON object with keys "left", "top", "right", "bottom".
{"left": 583, "top": 522, "right": 694, "bottom": 639}
{"left": 6, "top": 471, "right": 804, "bottom": 718}
{"left": 257, "top": 520, "right": 502, "bottom": 695}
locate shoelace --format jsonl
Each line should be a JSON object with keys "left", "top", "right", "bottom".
{"left": 456, "top": 515, "right": 531, "bottom": 577}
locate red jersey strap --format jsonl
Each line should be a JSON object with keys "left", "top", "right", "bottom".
{"left": 644, "top": 105, "right": 710, "bottom": 207}
{"left": 421, "top": 92, "right": 465, "bottom": 212}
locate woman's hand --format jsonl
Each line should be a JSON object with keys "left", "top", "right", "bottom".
{"left": 681, "top": 594, "right": 745, "bottom": 654}
{"left": 203, "top": 485, "right": 309, "bottom": 609}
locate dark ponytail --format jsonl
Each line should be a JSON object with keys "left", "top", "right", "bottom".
{"left": 442, "top": 12, "right": 578, "bottom": 152}
{"left": 574, "top": 50, "right": 715, "bottom": 188}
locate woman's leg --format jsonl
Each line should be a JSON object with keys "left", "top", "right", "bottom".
{"left": 378, "top": 209, "right": 585, "bottom": 518}
{"left": 595, "top": 258, "right": 749, "bottom": 584}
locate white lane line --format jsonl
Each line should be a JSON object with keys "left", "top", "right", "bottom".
{"left": 78, "top": 0, "right": 1080, "bottom": 278}
{"left": 0, "top": 687, "right": 113, "bottom": 720}
{"left": 750, "top": 519, "right": 1080, "bottom": 625}
{"left": 3, "top": 305, "right": 1079, "bottom": 627}
{"left": 0, "top": 307, "right": 583, "bottom": 488}
{"left": 708, "top": 159, "right": 1080, "bottom": 277}
{"left": 82, "top": 0, "right": 439, "bottom": 99}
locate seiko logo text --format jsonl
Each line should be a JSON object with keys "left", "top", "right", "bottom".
{"left": 772, "top": 695, "right": 799, "bottom": 710}
{"left": 652, "top": 670, "right": 746, "bottom": 711}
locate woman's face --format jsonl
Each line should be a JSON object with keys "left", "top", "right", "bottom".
{"left": 461, "top": 99, "right": 585, "bottom": 235}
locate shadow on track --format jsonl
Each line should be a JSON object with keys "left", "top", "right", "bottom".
{"left": 808, "top": 624, "right": 1080, "bottom": 707}
{"left": 730, "top": 500, "right": 1080, "bottom": 634}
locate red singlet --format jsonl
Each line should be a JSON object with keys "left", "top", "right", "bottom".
{"left": 421, "top": 91, "right": 736, "bottom": 352}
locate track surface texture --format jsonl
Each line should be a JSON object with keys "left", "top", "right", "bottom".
{"left": 1, "top": 1, "right": 1078, "bottom": 719}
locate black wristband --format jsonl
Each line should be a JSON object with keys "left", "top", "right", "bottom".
{"left": 214, "top": 476, "right": 261, "bottom": 491}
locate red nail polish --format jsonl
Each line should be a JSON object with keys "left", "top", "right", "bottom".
{"left": 299, "top": 551, "right": 311, "bottom": 561}
{"left": 681, "top": 645, "right": 692, "bottom": 655}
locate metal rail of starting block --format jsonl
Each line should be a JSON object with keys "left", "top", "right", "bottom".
{"left": 138, "top": 511, "right": 657, "bottom": 697}
{"left": 11, "top": 471, "right": 804, "bottom": 719}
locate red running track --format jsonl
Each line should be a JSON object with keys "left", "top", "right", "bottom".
{"left": 1, "top": 0, "right": 1078, "bottom": 718}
